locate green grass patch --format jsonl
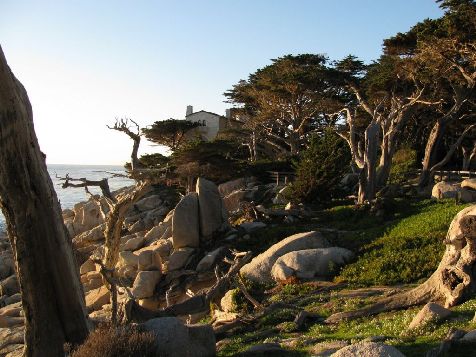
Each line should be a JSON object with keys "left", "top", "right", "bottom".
{"left": 337, "top": 199, "right": 469, "bottom": 285}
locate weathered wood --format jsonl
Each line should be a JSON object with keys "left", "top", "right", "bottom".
{"left": 0, "top": 45, "right": 89, "bottom": 356}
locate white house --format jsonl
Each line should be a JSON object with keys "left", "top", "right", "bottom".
{"left": 185, "top": 105, "right": 231, "bottom": 141}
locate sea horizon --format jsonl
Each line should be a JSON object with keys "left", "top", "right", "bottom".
{"left": 0, "top": 164, "right": 135, "bottom": 232}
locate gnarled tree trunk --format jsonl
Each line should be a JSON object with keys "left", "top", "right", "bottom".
{"left": 0, "top": 46, "right": 89, "bottom": 356}
{"left": 358, "top": 121, "right": 379, "bottom": 203}
{"left": 326, "top": 205, "right": 476, "bottom": 324}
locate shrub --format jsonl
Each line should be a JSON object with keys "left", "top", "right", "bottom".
{"left": 291, "top": 130, "right": 351, "bottom": 203}
{"left": 389, "top": 147, "right": 418, "bottom": 184}
{"left": 71, "top": 324, "right": 157, "bottom": 357}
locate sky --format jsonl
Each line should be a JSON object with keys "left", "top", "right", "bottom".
{"left": 0, "top": 0, "right": 443, "bottom": 165}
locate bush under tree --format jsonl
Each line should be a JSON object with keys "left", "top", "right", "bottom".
{"left": 291, "top": 130, "right": 351, "bottom": 203}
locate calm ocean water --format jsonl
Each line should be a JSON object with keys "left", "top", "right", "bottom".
{"left": 0, "top": 164, "right": 134, "bottom": 232}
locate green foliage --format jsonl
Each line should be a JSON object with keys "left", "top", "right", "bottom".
{"left": 225, "top": 54, "right": 342, "bottom": 157}
{"left": 389, "top": 147, "right": 418, "bottom": 184}
{"left": 338, "top": 200, "right": 470, "bottom": 285}
{"left": 142, "top": 119, "right": 199, "bottom": 151}
{"left": 124, "top": 153, "right": 171, "bottom": 173}
{"left": 171, "top": 139, "right": 244, "bottom": 183}
{"left": 291, "top": 131, "right": 350, "bottom": 203}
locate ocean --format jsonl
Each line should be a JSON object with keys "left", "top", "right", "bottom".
{"left": 0, "top": 164, "right": 135, "bottom": 233}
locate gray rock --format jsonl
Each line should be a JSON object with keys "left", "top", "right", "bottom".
{"left": 459, "top": 188, "right": 476, "bottom": 203}
{"left": 137, "top": 250, "right": 162, "bottom": 271}
{"left": 196, "top": 247, "right": 227, "bottom": 272}
{"left": 218, "top": 177, "right": 247, "bottom": 197}
{"left": 408, "top": 302, "right": 451, "bottom": 330}
{"left": 222, "top": 189, "right": 249, "bottom": 213}
{"left": 244, "top": 343, "right": 285, "bottom": 354}
{"left": 141, "top": 317, "right": 216, "bottom": 357}
{"left": 131, "top": 270, "right": 162, "bottom": 299}
{"left": 197, "top": 178, "right": 226, "bottom": 240}
{"left": 240, "top": 221, "right": 267, "bottom": 233}
{"left": 431, "top": 182, "right": 460, "bottom": 199}
{"left": 0, "top": 276, "right": 19, "bottom": 297}
{"left": 240, "top": 231, "right": 330, "bottom": 283}
{"left": 134, "top": 194, "right": 162, "bottom": 212}
{"left": 331, "top": 341, "right": 405, "bottom": 357}
{"left": 79, "top": 259, "right": 96, "bottom": 275}
{"left": 120, "top": 233, "right": 145, "bottom": 251}
{"left": 144, "top": 222, "right": 168, "bottom": 244}
{"left": 168, "top": 248, "right": 195, "bottom": 271}
{"left": 461, "top": 329, "right": 476, "bottom": 342}
{"left": 220, "top": 289, "right": 239, "bottom": 313}
{"left": 118, "top": 250, "right": 139, "bottom": 268}
{"left": 172, "top": 193, "right": 200, "bottom": 249}
{"left": 73, "top": 223, "right": 105, "bottom": 245}
{"left": 310, "top": 340, "right": 349, "bottom": 356}
{"left": 271, "top": 247, "right": 355, "bottom": 282}
{"left": 72, "top": 200, "right": 105, "bottom": 235}
{"left": 461, "top": 178, "right": 476, "bottom": 191}
{"left": 0, "top": 253, "right": 14, "bottom": 280}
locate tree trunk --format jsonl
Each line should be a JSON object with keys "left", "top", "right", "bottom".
{"left": 326, "top": 207, "right": 476, "bottom": 324}
{"left": 419, "top": 120, "right": 447, "bottom": 188}
{"left": 0, "top": 46, "right": 89, "bottom": 356}
{"left": 462, "top": 144, "right": 476, "bottom": 171}
{"left": 103, "top": 181, "right": 149, "bottom": 271}
{"left": 130, "top": 137, "right": 141, "bottom": 171}
{"left": 357, "top": 121, "right": 379, "bottom": 204}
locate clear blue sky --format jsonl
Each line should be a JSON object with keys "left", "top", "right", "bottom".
{"left": 1, "top": 0, "right": 443, "bottom": 164}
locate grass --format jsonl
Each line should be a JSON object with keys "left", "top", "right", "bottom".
{"left": 219, "top": 197, "right": 475, "bottom": 356}
{"left": 337, "top": 199, "right": 470, "bottom": 285}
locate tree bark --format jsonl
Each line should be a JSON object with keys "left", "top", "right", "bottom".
{"left": 0, "top": 46, "right": 89, "bottom": 356}
{"left": 357, "top": 121, "right": 379, "bottom": 204}
{"left": 419, "top": 120, "right": 447, "bottom": 188}
{"left": 103, "top": 181, "right": 149, "bottom": 271}
{"left": 462, "top": 143, "right": 476, "bottom": 170}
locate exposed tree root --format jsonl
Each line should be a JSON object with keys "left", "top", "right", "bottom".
{"left": 326, "top": 210, "right": 476, "bottom": 324}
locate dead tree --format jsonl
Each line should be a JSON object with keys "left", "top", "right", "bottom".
{"left": 326, "top": 206, "right": 476, "bottom": 324}
{"left": 335, "top": 86, "right": 427, "bottom": 204}
{"left": 417, "top": 40, "right": 476, "bottom": 188}
{"left": 57, "top": 173, "right": 115, "bottom": 201}
{"left": 0, "top": 46, "right": 89, "bottom": 356}
{"left": 102, "top": 181, "right": 150, "bottom": 271}
{"left": 427, "top": 123, "right": 476, "bottom": 177}
{"left": 64, "top": 177, "right": 150, "bottom": 324}
{"left": 462, "top": 141, "right": 476, "bottom": 171}
{"left": 107, "top": 117, "right": 142, "bottom": 171}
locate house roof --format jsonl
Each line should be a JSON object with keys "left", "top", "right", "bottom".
{"left": 186, "top": 110, "right": 226, "bottom": 119}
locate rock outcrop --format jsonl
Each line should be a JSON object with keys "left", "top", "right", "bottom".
{"left": 271, "top": 247, "right": 355, "bottom": 282}
{"left": 240, "top": 231, "right": 330, "bottom": 283}
{"left": 331, "top": 341, "right": 405, "bottom": 357}
{"left": 197, "top": 178, "right": 228, "bottom": 240}
{"left": 141, "top": 317, "right": 216, "bottom": 357}
{"left": 172, "top": 193, "right": 200, "bottom": 249}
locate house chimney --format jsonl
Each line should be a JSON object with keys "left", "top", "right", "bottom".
{"left": 225, "top": 109, "right": 231, "bottom": 119}
{"left": 186, "top": 105, "right": 193, "bottom": 116}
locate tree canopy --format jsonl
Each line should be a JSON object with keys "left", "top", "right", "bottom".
{"left": 142, "top": 119, "right": 200, "bottom": 152}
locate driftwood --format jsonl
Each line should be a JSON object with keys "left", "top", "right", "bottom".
{"left": 124, "top": 251, "right": 253, "bottom": 322}
{"left": 57, "top": 173, "right": 115, "bottom": 202}
{"left": 326, "top": 211, "right": 476, "bottom": 324}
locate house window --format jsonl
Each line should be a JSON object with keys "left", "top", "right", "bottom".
{"left": 202, "top": 120, "right": 206, "bottom": 126}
